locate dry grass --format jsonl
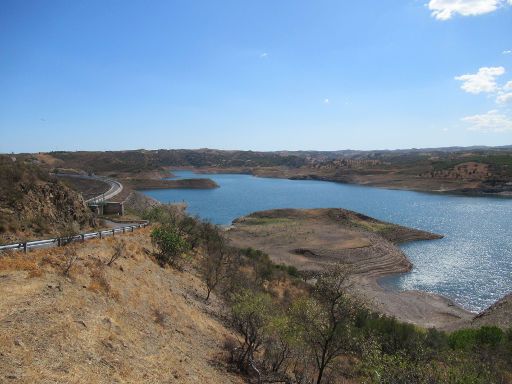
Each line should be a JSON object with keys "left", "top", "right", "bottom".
{"left": 0, "top": 228, "right": 243, "bottom": 384}
{"left": 228, "top": 209, "right": 377, "bottom": 271}
{"left": 0, "top": 253, "right": 39, "bottom": 273}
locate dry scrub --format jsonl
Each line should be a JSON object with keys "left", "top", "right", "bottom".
{"left": 0, "top": 229, "right": 242, "bottom": 384}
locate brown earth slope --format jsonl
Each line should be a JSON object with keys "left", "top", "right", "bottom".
{"left": 0, "top": 156, "right": 92, "bottom": 244}
{"left": 0, "top": 229, "right": 242, "bottom": 384}
{"left": 227, "top": 208, "right": 473, "bottom": 329}
{"left": 471, "top": 294, "right": 512, "bottom": 329}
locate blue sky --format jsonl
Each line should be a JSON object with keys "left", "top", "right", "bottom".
{"left": 1, "top": 0, "right": 511, "bottom": 153}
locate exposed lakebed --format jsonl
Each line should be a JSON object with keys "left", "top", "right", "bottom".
{"left": 141, "top": 170, "right": 512, "bottom": 312}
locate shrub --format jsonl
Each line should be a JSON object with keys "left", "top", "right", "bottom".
{"left": 199, "top": 222, "right": 233, "bottom": 300}
{"left": 230, "top": 290, "right": 273, "bottom": 373}
{"left": 107, "top": 239, "right": 126, "bottom": 266}
{"left": 62, "top": 247, "right": 78, "bottom": 276}
{"left": 150, "top": 224, "right": 189, "bottom": 268}
{"left": 59, "top": 221, "right": 80, "bottom": 246}
{"left": 476, "top": 326, "right": 504, "bottom": 347}
{"left": 289, "top": 265, "right": 361, "bottom": 384}
{"left": 448, "top": 329, "right": 477, "bottom": 350}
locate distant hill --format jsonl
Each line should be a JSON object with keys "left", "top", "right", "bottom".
{"left": 10, "top": 145, "right": 512, "bottom": 196}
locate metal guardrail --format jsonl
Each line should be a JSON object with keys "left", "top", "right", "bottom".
{"left": 0, "top": 222, "right": 149, "bottom": 253}
{"left": 85, "top": 178, "right": 123, "bottom": 204}
{"left": 53, "top": 173, "right": 123, "bottom": 204}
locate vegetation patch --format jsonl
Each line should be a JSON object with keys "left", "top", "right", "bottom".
{"left": 242, "top": 217, "right": 293, "bottom": 226}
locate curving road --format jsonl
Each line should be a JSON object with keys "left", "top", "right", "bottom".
{"left": 85, "top": 177, "right": 123, "bottom": 204}
{"left": 0, "top": 175, "right": 137, "bottom": 253}
{"left": 54, "top": 174, "right": 123, "bottom": 204}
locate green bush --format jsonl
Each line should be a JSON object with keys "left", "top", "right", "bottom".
{"left": 475, "top": 326, "right": 503, "bottom": 347}
{"left": 150, "top": 224, "right": 189, "bottom": 268}
{"left": 448, "top": 329, "right": 478, "bottom": 350}
{"left": 230, "top": 290, "right": 273, "bottom": 372}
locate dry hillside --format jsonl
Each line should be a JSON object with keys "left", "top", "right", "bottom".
{"left": 0, "top": 156, "right": 92, "bottom": 244}
{"left": 0, "top": 229, "right": 243, "bottom": 384}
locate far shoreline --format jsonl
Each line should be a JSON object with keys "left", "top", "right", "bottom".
{"left": 177, "top": 166, "right": 512, "bottom": 199}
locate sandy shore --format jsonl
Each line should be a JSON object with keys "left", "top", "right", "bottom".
{"left": 353, "top": 276, "right": 473, "bottom": 330}
{"left": 227, "top": 208, "right": 475, "bottom": 330}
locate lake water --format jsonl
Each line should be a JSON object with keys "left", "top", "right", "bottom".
{"left": 142, "top": 170, "right": 512, "bottom": 312}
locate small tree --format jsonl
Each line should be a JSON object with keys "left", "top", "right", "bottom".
{"left": 107, "top": 239, "right": 126, "bottom": 266}
{"left": 200, "top": 222, "right": 232, "bottom": 301}
{"left": 178, "top": 215, "right": 202, "bottom": 250}
{"left": 150, "top": 224, "right": 189, "bottom": 269}
{"left": 62, "top": 246, "right": 78, "bottom": 276}
{"left": 261, "top": 314, "right": 299, "bottom": 375}
{"left": 231, "top": 290, "right": 273, "bottom": 374}
{"left": 59, "top": 221, "right": 80, "bottom": 246}
{"left": 290, "top": 264, "right": 359, "bottom": 384}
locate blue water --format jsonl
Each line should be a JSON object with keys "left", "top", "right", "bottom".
{"left": 142, "top": 170, "right": 512, "bottom": 312}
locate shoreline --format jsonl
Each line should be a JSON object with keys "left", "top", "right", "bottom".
{"left": 356, "top": 272, "right": 475, "bottom": 331}
{"left": 347, "top": 238, "right": 475, "bottom": 330}
{"left": 226, "top": 208, "right": 477, "bottom": 330}
{"left": 185, "top": 166, "right": 512, "bottom": 198}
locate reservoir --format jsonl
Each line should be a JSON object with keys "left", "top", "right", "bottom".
{"left": 142, "top": 170, "right": 512, "bottom": 312}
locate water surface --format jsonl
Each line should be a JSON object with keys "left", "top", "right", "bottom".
{"left": 142, "top": 170, "right": 512, "bottom": 312}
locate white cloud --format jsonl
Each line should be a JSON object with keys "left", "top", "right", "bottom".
{"left": 428, "top": 0, "right": 511, "bottom": 20}
{"left": 455, "top": 66, "right": 512, "bottom": 130}
{"left": 462, "top": 110, "right": 512, "bottom": 132}
{"left": 503, "top": 50, "right": 512, "bottom": 55}
{"left": 496, "top": 92, "right": 512, "bottom": 103}
{"left": 323, "top": 98, "right": 330, "bottom": 104}
{"left": 260, "top": 52, "right": 269, "bottom": 59}
{"left": 455, "top": 66, "right": 505, "bottom": 94}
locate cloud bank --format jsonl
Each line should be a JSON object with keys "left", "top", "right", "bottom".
{"left": 463, "top": 110, "right": 512, "bottom": 132}
{"left": 428, "top": 0, "right": 512, "bottom": 20}
{"left": 456, "top": 67, "right": 512, "bottom": 132}
{"left": 455, "top": 66, "right": 505, "bottom": 94}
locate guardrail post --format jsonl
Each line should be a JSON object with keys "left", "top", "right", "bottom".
{"left": 112, "top": 229, "right": 115, "bottom": 237}
{"left": 123, "top": 227, "right": 126, "bottom": 234}
{"left": 23, "top": 242, "right": 27, "bottom": 253}
{"left": 57, "top": 238, "right": 61, "bottom": 247}
{"left": 99, "top": 231, "right": 102, "bottom": 239}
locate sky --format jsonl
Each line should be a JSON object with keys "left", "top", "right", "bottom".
{"left": 1, "top": 0, "right": 512, "bottom": 153}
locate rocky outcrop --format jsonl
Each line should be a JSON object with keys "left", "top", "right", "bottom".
{"left": 0, "top": 158, "right": 92, "bottom": 243}
{"left": 123, "top": 191, "right": 161, "bottom": 215}
{"left": 472, "top": 293, "right": 512, "bottom": 329}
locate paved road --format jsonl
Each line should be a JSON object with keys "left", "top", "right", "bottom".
{"left": 0, "top": 175, "right": 134, "bottom": 253}
{"left": 54, "top": 174, "right": 123, "bottom": 204}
